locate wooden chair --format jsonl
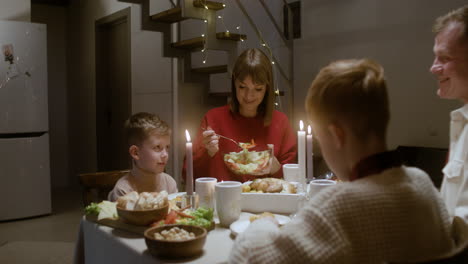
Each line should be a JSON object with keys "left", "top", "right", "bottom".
{"left": 392, "top": 217, "right": 468, "bottom": 264}
{"left": 396, "top": 146, "right": 448, "bottom": 188}
{"left": 78, "top": 170, "right": 129, "bottom": 206}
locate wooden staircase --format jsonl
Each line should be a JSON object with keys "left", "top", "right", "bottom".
{"left": 121, "top": 0, "right": 246, "bottom": 92}
{"left": 118, "top": 0, "right": 289, "bottom": 97}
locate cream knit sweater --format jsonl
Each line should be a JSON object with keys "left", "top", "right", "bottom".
{"left": 229, "top": 166, "right": 455, "bottom": 264}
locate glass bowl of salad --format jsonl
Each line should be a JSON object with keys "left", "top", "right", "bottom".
{"left": 223, "top": 143, "right": 273, "bottom": 175}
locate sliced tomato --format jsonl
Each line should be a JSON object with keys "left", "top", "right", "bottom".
{"left": 164, "top": 210, "right": 178, "bottom": 224}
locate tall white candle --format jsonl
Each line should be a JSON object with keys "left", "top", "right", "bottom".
{"left": 185, "top": 129, "right": 194, "bottom": 195}
{"left": 298, "top": 120, "right": 306, "bottom": 184}
{"left": 307, "top": 125, "right": 314, "bottom": 181}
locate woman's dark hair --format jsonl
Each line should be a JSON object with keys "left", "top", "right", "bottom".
{"left": 230, "top": 48, "right": 275, "bottom": 126}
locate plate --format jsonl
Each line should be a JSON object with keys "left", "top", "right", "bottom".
{"left": 229, "top": 214, "right": 291, "bottom": 236}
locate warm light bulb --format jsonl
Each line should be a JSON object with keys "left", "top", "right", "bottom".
{"left": 274, "top": 102, "right": 278, "bottom": 106}
{"left": 300, "top": 120, "right": 304, "bottom": 131}
{"left": 223, "top": 4, "right": 226, "bottom": 7}
{"left": 203, "top": 60, "right": 206, "bottom": 64}
{"left": 241, "top": 39, "right": 244, "bottom": 42}
{"left": 236, "top": 26, "right": 240, "bottom": 30}
{"left": 262, "top": 43, "right": 266, "bottom": 47}
{"left": 204, "top": 6, "right": 208, "bottom": 9}
{"left": 271, "top": 61, "right": 275, "bottom": 64}
{"left": 201, "top": 34, "right": 205, "bottom": 37}
{"left": 204, "top": 20, "right": 207, "bottom": 23}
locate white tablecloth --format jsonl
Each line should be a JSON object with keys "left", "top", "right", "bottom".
{"left": 73, "top": 214, "right": 255, "bottom": 264}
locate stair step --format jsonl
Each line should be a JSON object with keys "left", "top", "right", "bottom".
{"left": 193, "top": 0, "right": 225, "bottom": 11}
{"left": 192, "top": 65, "right": 228, "bottom": 74}
{"left": 172, "top": 33, "right": 247, "bottom": 51}
{"left": 151, "top": 7, "right": 186, "bottom": 23}
{"left": 210, "top": 91, "right": 285, "bottom": 97}
{"left": 172, "top": 36, "right": 205, "bottom": 50}
{"left": 152, "top": 1, "right": 224, "bottom": 23}
{"left": 216, "top": 32, "right": 247, "bottom": 41}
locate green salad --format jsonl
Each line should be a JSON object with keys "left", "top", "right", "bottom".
{"left": 176, "top": 207, "right": 214, "bottom": 229}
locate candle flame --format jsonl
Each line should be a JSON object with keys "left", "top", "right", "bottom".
{"left": 299, "top": 120, "right": 304, "bottom": 131}
{"left": 185, "top": 129, "right": 191, "bottom": 142}
{"left": 308, "top": 125, "right": 312, "bottom": 134}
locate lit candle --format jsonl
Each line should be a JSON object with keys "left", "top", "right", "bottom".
{"left": 298, "top": 120, "right": 306, "bottom": 184}
{"left": 307, "top": 125, "right": 314, "bottom": 181}
{"left": 185, "top": 129, "right": 193, "bottom": 195}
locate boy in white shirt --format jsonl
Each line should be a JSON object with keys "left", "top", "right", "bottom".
{"left": 108, "top": 112, "right": 177, "bottom": 201}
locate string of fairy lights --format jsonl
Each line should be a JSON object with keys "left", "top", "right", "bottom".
{"left": 198, "top": 0, "right": 282, "bottom": 109}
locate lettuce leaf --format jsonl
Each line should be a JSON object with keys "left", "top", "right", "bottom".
{"left": 176, "top": 217, "right": 211, "bottom": 229}
{"left": 85, "top": 202, "right": 100, "bottom": 215}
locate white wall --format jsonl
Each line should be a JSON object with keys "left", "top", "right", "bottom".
{"left": 67, "top": 0, "right": 173, "bottom": 184}
{"left": 31, "top": 3, "right": 69, "bottom": 189}
{"left": 0, "top": 0, "right": 30, "bottom": 21}
{"left": 295, "top": 0, "right": 465, "bottom": 152}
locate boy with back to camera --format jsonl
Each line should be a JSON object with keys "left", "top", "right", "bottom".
{"left": 229, "top": 59, "right": 457, "bottom": 263}
{"left": 108, "top": 112, "right": 178, "bottom": 202}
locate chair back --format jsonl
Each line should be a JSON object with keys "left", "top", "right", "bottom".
{"left": 389, "top": 217, "right": 468, "bottom": 264}
{"left": 79, "top": 170, "right": 129, "bottom": 206}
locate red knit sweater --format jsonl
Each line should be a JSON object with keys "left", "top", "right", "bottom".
{"left": 183, "top": 105, "right": 297, "bottom": 183}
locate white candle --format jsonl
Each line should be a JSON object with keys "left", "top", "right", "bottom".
{"left": 307, "top": 125, "right": 314, "bottom": 181}
{"left": 298, "top": 120, "right": 306, "bottom": 184}
{"left": 185, "top": 129, "right": 194, "bottom": 195}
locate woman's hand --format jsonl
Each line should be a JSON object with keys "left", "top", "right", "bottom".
{"left": 202, "top": 126, "right": 219, "bottom": 157}
{"left": 267, "top": 144, "right": 281, "bottom": 174}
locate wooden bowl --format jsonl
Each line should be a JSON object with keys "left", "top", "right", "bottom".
{"left": 144, "top": 224, "right": 207, "bottom": 258}
{"left": 117, "top": 204, "right": 168, "bottom": 226}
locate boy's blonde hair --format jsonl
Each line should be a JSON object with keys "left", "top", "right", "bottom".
{"left": 305, "top": 59, "right": 389, "bottom": 140}
{"left": 125, "top": 112, "right": 171, "bottom": 147}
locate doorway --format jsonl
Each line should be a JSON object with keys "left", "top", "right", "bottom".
{"left": 95, "top": 8, "right": 131, "bottom": 171}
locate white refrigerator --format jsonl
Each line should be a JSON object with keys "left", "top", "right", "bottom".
{"left": 0, "top": 21, "right": 51, "bottom": 221}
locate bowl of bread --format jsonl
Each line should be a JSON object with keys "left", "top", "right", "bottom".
{"left": 116, "top": 191, "right": 169, "bottom": 226}
{"left": 144, "top": 224, "right": 207, "bottom": 258}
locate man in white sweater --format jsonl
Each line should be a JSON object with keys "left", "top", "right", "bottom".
{"left": 229, "top": 59, "right": 456, "bottom": 263}
{"left": 430, "top": 5, "right": 468, "bottom": 222}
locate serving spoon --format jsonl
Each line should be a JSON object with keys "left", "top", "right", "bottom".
{"left": 202, "top": 127, "right": 255, "bottom": 149}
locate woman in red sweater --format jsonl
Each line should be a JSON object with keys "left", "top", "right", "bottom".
{"left": 186, "top": 48, "right": 297, "bottom": 183}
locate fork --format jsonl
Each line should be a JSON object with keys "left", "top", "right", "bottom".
{"left": 201, "top": 127, "right": 242, "bottom": 148}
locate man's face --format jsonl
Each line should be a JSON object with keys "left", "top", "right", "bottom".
{"left": 430, "top": 22, "right": 468, "bottom": 103}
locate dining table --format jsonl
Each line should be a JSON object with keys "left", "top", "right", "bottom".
{"left": 73, "top": 212, "right": 259, "bottom": 264}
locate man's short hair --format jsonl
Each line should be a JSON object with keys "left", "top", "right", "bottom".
{"left": 433, "top": 5, "right": 468, "bottom": 42}
{"left": 125, "top": 112, "right": 171, "bottom": 147}
{"left": 305, "top": 59, "right": 390, "bottom": 140}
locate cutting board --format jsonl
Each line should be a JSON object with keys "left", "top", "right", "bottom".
{"left": 85, "top": 214, "right": 149, "bottom": 235}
